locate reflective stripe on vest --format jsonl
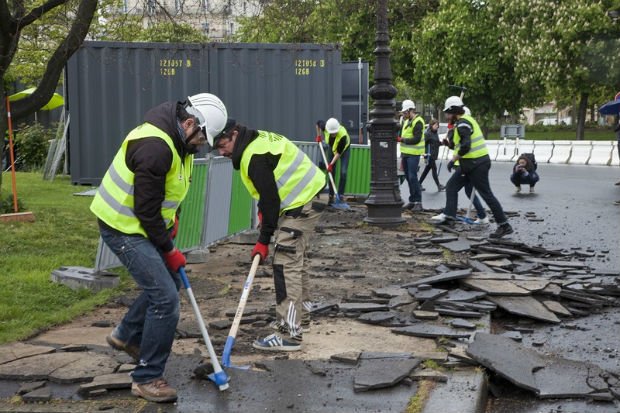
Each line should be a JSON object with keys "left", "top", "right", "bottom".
{"left": 240, "top": 131, "right": 325, "bottom": 213}
{"left": 323, "top": 125, "right": 350, "bottom": 154}
{"left": 90, "top": 123, "right": 193, "bottom": 236}
{"left": 453, "top": 115, "right": 488, "bottom": 159}
{"left": 400, "top": 115, "right": 426, "bottom": 155}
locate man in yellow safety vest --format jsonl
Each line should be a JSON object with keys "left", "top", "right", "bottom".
{"left": 398, "top": 99, "right": 425, "bottom": 211}
{"left": 431, "top": 96, "right": 513, "bottom": 239}
{"left": 90, "top": 93, "right": 225, "bottom": 403}
{"left": 211, "top": 107, "right": 326, "bottom": 352}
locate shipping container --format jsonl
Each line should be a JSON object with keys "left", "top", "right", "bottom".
{"left": 341, "top": 60, "right": 369, "bottom": 144}
{"left": 66, "top": 41, "right": 208, "bottom": 185}
{"left": 66, "top": 41, "right": 341, "bottom": 186}
{"left": 207, "top": 42, "right": 341, "bottom": 142}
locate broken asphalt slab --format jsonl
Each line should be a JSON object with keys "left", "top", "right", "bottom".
{"left": 467, "top": 333, "right": 616, "bottom": 400}
{"left": 0, "top": 349, "right": 118, "bottom": 383}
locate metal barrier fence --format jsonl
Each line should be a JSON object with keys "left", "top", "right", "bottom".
{"left": 485, "top": 140, "right": 619, "bottom": 165}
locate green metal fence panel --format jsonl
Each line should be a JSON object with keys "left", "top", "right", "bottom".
{"left": 343, "top": 145, "right": 370, "bottom": 196}
{"left": 228, "top": 169, "right": 254, "bottom": 235}
{"left": 176, "top": 159, "right": 209, "bottom": 249}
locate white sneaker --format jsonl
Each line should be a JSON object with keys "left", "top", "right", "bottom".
{"left": 430, "top": 213, "right": 447, "bottom": 223}
{"left": 474, "top": 216, "right": 490, "bottom": 225}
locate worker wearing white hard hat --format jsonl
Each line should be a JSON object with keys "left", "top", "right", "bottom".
{"left": 316, "top": 118, "right": 351, "bottom": 204}
{"left": 431, "top": 96, "right": 513, "bottom": 239}
{"left": 397, "top": 99, "right": 425, "bottom": 211}
{"left": 91, "top": 93, "right": 219, "bottom": 403}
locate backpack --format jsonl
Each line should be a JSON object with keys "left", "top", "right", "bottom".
{"left": 519, "top": 153, "right": 537, "bottom": 171}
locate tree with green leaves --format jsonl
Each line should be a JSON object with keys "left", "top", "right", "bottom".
{"left": 499, "top": 0, "right": 620, "bottom": 139}
{"left": 235, "top": 0, "right": 439, "bottom": 97}
{"left": 1, "top": 0, "right": 98, "bottom": 191}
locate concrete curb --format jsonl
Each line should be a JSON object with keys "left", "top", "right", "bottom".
{"left": 421, "top": 368, "right": 488, "bottom": 413}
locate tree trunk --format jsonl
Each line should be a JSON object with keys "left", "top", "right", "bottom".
{"left": 576, "top": 92, "right": 588, "bottom": 141}
{"left": 0, "top": 96, "right": 6, "bottom": 192}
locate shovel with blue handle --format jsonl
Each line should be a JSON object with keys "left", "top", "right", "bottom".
{"left": 178, "top": 267, "right": 229, "bottom": 390}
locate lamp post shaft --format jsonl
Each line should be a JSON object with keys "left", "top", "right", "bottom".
{"left": 364, "top": 0, "right": 404, "bottom": 226}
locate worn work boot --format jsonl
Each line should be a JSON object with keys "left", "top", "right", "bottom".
{"left": 131, "top": 378, "right": 177, "bottom": 403}
{"left": 438, "top": 185, "right": 446, "bottom": 192}
{"left": 411, "top": 202, "right": 423, "bottom": 212}
{"left": 490, "top": 223, "right": 514, "bottom": 239}
{"left": 106, "top": 330, "right": 140, "bottom": 362}
{"left": 403, "top": 202, "right": 415, "bottom": 210}
{"left": 515, "top": 185, "right": 521, "bottom": 193}
{"left": 529, "top": 186, "right": 535, "bottom": 193}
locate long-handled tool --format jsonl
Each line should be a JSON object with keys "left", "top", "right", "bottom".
{"left": 221, "top": 254, "right": 260, "bottom": 369}
{"left": 437, "top": 145, "right": 448, "bottom": 175}
{"left": 179, "top": 267, "right": 229, "bottom": 391}
{"left": 315, "top": 126, "right": 350, "bottom": 210}
{"left": 456, "top": 186, "right": 476, "bottom": 225}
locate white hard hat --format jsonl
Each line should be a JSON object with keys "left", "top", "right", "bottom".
{"left": 443, "top": 96, "right": 464, "bottom": 113}
{"left": 325, "top": 118, "right": 340, "bottom": 134}
{"left": 463, "top": 106, "right": 471, "bottom": 116}
{"left": 186, "top": 93, "right": 228, "bottom": 146}
{"left": 401, "top": 99, "right": 416, "bottom": 112}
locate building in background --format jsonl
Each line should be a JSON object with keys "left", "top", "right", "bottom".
{"left": 119, "top": 0, "right": 263, "bottom": 40}
{"left": 521, "top": 102, "right": 573, "bottom": 126}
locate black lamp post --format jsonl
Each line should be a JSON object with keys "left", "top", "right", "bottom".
{"left": 364, "top": 0, "right": 404, "bottom": 226}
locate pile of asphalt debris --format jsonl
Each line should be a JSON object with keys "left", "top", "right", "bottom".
{"left": 296, "top": 223, "right": 620, "bottom": 402}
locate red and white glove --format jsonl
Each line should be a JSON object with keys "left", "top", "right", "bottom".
{"left": 257, "top": 211, "right": 263, "bottom": 229}
{"left": 251, "top": 242, "right": 269, "bottom": 264}
{"left": 164, "top": 248, "right": 186, "bottom": 272}
{"left": 327, "top": 163, "right": 334, "bottom": 173}
{"left": 315, "top": 135, "right": 322, "bottom": 143}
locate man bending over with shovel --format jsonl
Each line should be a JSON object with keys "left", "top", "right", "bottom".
{"left": 316, "top": 118, "right": 351, "bottom": 206}
{"left": 211, "top": 110, "right": 326, "bottom": 351}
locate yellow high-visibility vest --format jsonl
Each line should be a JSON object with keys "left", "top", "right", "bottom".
{"left": 400, "top": 115, "right": 426, "bottom": 155}
{"left": 323, "top": 125, "right": 350, "bottom": 155}
{"left": 240, "top": 131, "right": 325, "bottom": 213}
{"left": 453, "top": 115, "right": 488, "bottom": 159}
{"left": 90, "top": 123, "right": 193, "bottom": 236}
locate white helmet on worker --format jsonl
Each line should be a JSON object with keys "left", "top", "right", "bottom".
{"left": 443, "top": 96, "right": 465, "bottom": 113}
{"left": 401, "top": 99, "right": 416, "bottom": 112}
{"left": 186, "top": 93, "right": 228, "bottom": 146}
{"left": 325, "top": 118, "right": 341, "bottom": 134}
{"left": 463, "top": 106, "right": 471, "bottom": 116}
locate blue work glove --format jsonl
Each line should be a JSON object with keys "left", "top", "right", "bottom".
{"left": 447, "top": 160, "right": 455, "bottom": 173}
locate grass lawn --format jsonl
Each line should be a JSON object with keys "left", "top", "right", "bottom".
{"left": 0, "top": 172, "right": 129, "bottom": 344}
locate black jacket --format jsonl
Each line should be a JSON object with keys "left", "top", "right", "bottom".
{"left": 424, "top": 127, "right": 440, "bottom": 160}
{"left": 230, "top": 127, "right": 281, "bottom": 245}
{"left": 99, "top": 101, "right": 189, "bottom": 253}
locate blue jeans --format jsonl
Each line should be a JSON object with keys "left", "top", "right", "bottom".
{"left": 403, "top": 155, "right": 422, "bottom": 203}
{"left": 327, "top": 147, "right": 350, "bottom": 196}
{"left": 510, "top": 171, "right": 539, "bottom": 187}
{"left": 99, "top": 224, "right": 181, "bottom": 383}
